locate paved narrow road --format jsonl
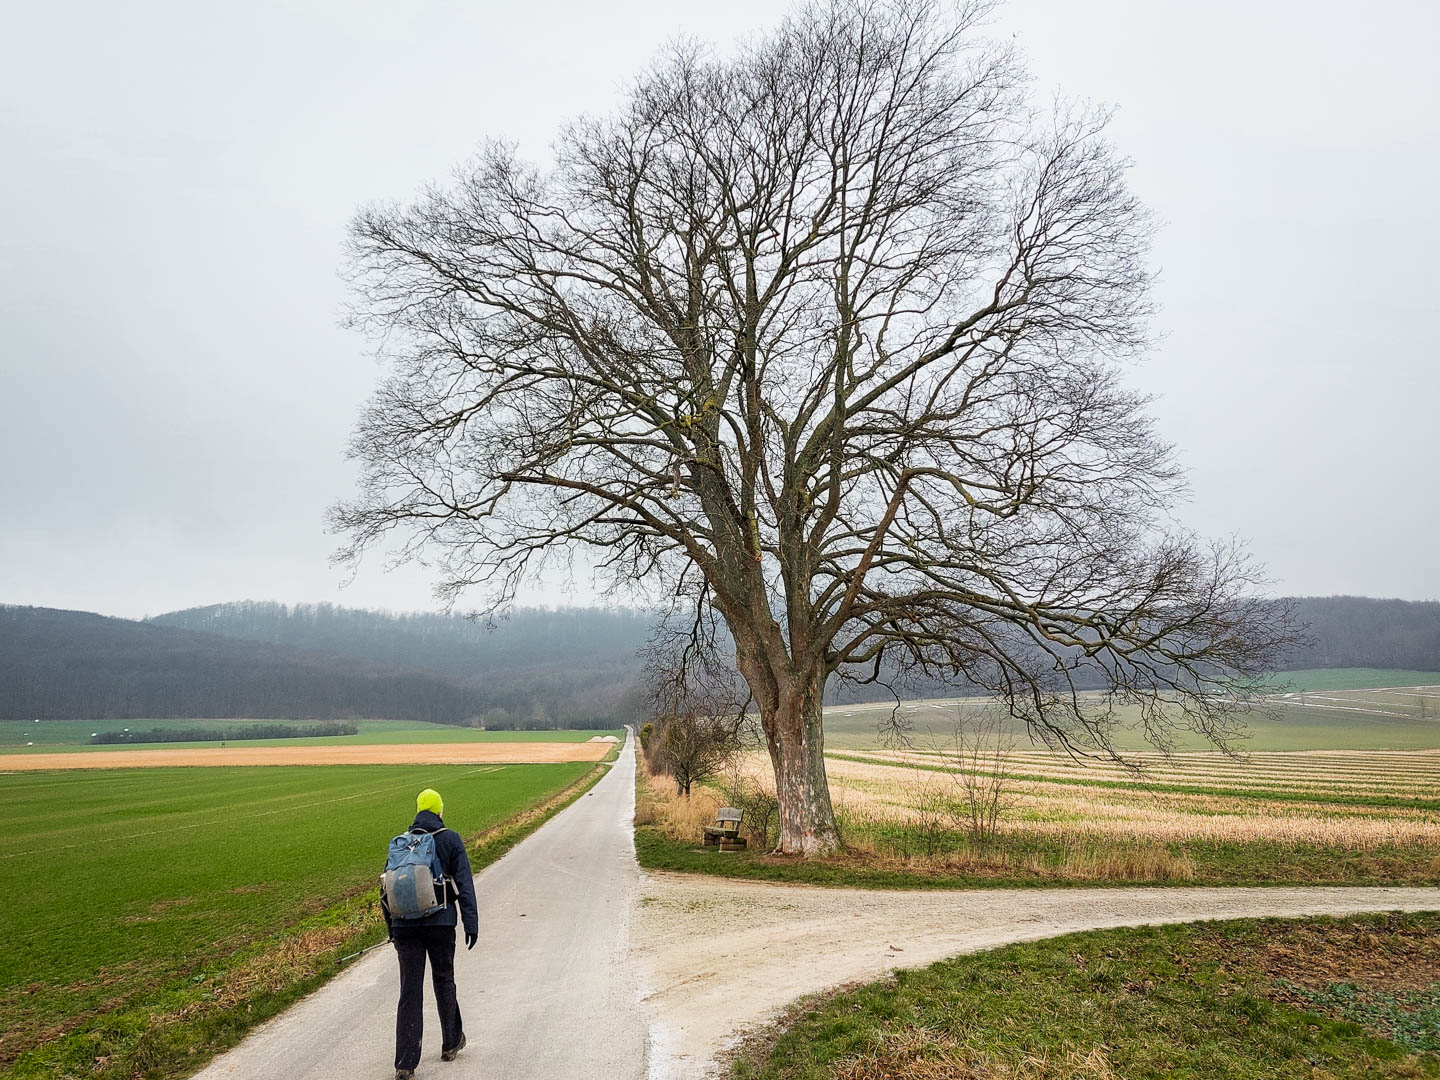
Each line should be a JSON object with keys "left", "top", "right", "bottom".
{"left": 192, "top": 733, "right": 647, "bottom": 1080}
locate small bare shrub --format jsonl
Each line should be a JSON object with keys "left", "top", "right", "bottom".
{"left": 716, "top": 757, "right": 780, "bottom": 850}
{"left": 935, "top": 707, "right": 1019, "bottom": 844}
{"left": 908, "top": 775, "right": 963, "bottom": 856}
{"left": 892, "top": 708, "right": 1017, "bottom": 855}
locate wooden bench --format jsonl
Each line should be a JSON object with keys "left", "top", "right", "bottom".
{"left": 702, "top": 807, "right": 746, "bottom": 849}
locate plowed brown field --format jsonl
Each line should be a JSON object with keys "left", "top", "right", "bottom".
{"left": 0, "top": 742, "right": 612, "bottom": 770}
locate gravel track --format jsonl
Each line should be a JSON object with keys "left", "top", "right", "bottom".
{"left": 635, "top": 874, "right": 1440, "bottom": 1078}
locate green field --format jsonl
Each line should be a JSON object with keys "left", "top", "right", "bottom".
{"left": 1274, "top": 668, "right": 1440, "bottom": 692}
{"left": 731, "top": 913, "right": 1440, "bottom": 1079}
{"left": 0, "top": 761, "right": 597, "bottom": 1077}
{"left": 822, "top": 668, "right": 1440, "bottom": 751}
{"left": 0, "top": 717, "right": 623, "bottom": 752}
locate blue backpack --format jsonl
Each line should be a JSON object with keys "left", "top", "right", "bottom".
{"left": 381, "top": 830, "right": 448, "bottom": 920}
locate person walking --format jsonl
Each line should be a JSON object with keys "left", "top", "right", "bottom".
{"left": 381, "top": 788, "right": 479, "bottom": 1080}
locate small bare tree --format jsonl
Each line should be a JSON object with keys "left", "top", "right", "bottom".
{"left": 335, "top": 0, "right": 1302, "bottom": 854}
{"left": 901, "top": 707, "right": 1013, "bottom": 850}
{"left": 651, "top": 706, "right": 746, "bottom": 797}
{"left": 643, "top": 629, "right": 748, "bottom": 797}
{"left": 939, "top": 706, "right": 1017, "bottom": 843}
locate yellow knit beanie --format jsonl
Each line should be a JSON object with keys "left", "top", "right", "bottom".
{"left": 416, "top": 789, "right": 444, "bottom": 818}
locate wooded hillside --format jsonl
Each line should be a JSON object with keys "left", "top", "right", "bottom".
{"left": 0, "top": 606, "right": 482, "bottom": 723}
{"left": 2, "top": 596, "right": 1434, "bottom": 723}
{"left": 149, "top": 603, "right": 650, "bottom": 726}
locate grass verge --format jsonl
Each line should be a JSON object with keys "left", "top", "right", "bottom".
{"left": 5, "top": 757, "right": 614, "bottom": 1080}
{"left": 729, "top": 912, "right": 1440, "bottom": 1079}
{"left": 638, "top": 818, "right": 1440, "bottom": 890}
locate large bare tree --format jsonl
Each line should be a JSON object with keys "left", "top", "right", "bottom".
{"left": 334, "top": 0, "right": 1299, "bottom": 854}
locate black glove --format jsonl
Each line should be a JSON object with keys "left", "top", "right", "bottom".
{"left": 465, "top": 931, "right": 477, "bottom": 951}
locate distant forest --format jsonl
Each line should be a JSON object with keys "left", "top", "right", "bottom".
{"left": 150, "top": 602, "right": 652, "bottom": 727}
{"left": 1285, "top": 596, "right": 1440, "bottom": 671}
{"left": 0, "top": 607, "right": 487, "bottom": 725}
{"left": 1, "top": 595, "right": 1436, "bottom": 724}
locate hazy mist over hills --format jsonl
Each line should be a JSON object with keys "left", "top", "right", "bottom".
{"left": 0, "top": 606, "right": 482, "bottom": 725}
{"left": 0, "top": 605, "right": 645, "bottom": 726}
{"left": 149, "top": 602, "right": 655, "bottom": 681}
{"left": 1, "top": 597, "right": 1437, "bottom": 724}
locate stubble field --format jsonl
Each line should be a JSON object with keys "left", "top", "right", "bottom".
{"left": 638, "top": 677, "right": 1440, "bottom": 888}
{"left": 827, "top": 746, "right": 1440, "bottom": 850}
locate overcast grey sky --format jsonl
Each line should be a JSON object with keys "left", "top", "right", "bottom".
{"left": 2, "top": 0, "right": 1436, "bottom": 620}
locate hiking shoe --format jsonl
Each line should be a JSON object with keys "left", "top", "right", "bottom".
{"left": 396, "top": 1071, "right": 415, "bottom": 1080}
{"left": 441, "top": 1035, "right": 467, "bottom": 1062}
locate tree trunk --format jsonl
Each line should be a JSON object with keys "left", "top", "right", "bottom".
{"left": 765, "top": 671, "right": 839, "bottom": 856}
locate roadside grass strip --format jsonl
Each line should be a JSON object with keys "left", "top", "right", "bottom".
{"left": 0, "top": 758, "right": 611, "bottom": 1080}
{"left": 729, "top": 913, "right": 1440, "bottom": 1080}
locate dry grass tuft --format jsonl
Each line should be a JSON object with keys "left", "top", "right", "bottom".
{"left": 662, "top": 789, "right": 722, "bottom": 838}
{"left": 638, "top": 758, "right": 721, "bottom": 842}
{"left": 830, "top": 830, "right": 1194, "bottom": 882}
{"left": 204, "top": 921, "right": 360, "bottom": 1011}
{"left": 1057, "top": 843, "right": 1195, "bottom": 882}
{"left": 835, "top": 1030, "right": 1117, "bottom": 1080}
{"left": 633, "top": 797, "right": 660, "bottom": 827}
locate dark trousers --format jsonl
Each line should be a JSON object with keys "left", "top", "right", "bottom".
{"left": 392, "top": 926, "right": 464, "bottom": 1070}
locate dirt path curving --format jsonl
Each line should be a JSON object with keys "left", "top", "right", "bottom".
{"left": 634, "top": 874, "right": 1440, "bottom": 1078}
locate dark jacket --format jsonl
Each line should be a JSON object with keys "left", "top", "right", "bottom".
{"left": 381, "top": 809, "right": 479, "bottom": 937}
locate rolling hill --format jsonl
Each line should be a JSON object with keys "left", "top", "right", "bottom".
{"left": 3, "top": 595, "right": 1436, "bottom": 725}
{"left": 0, "top": 606, "right": 484, "bottom": 724}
